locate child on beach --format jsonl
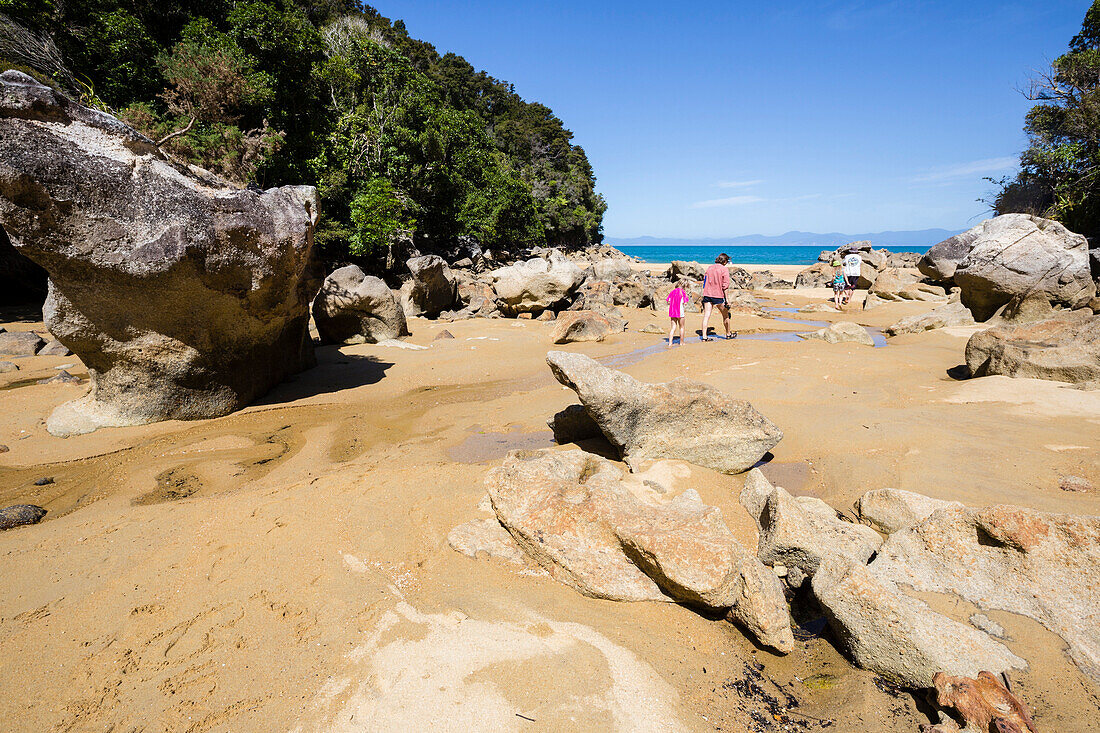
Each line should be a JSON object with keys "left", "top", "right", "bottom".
{"left": 666, "top": 279, "right": 690, "bottom": 348}
{"left": 831, "top": 258, "right": 846, "bottom": 308}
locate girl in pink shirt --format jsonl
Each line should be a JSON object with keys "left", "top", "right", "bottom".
{"left": 666, "top": 279, "right": 690, "bottom": 348}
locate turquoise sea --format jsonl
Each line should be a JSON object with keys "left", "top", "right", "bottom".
{"left": 617, "top": 244, "right": 931, "bottom": 266}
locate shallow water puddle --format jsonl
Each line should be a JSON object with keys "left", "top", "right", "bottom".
{"left": 447, "top": 427, "right": 554, "bottom": 463}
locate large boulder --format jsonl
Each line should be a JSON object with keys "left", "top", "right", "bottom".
{"left": 489, "top": 250, "right": 584, "bottom": 315}
{"left": 871, "top": 503, "right": 1100, "bottom": 682}
{"left": 727, "top": 266, "right": 753, "bottom": 290}
{"left": 399, "top": 255, "right": 458, "bottom": 317}
{"left": 952, "top": 214, "right": 1095, "bottom": 320}
{"left": 546, "top": 351, "right": 783, "bottom": 474}
{"left": 313, "top": 265, "right": 408, "bottom": 344}
{"left": 885, "top": 299, "right": 975, "bottom": 336}
{"left": 612, "top": 280, "right": 656, "bottom": 308}
{"left": 964, "top": 312, "right": 1100, "bottom": 384}
{"left": 800, "top": 321, "right": 875, "bottom": 346}
{"left": 918, "top": 225, "right": 982, "bottom": 282}
{"left": 867, "top": 268, "right": 920, "bottom": 299}
{"left": 0, "top": 71, "right": 319, "bottom": 436}
{"left": 812, "top": 555, "right": 1025, "bottom": 689}
{"left": 740, "top": 471, "right": 882, "bottom": 578}
{"left": 485, "top": 449, "right": 794, "bottom": 652}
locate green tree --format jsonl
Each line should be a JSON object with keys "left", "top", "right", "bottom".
{"left": 994, "top": 1, "right": 1100, "bottom": 237}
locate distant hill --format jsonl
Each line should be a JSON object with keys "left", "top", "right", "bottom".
{"left": 606, "top": 228, "right": 958, "bottom": 248}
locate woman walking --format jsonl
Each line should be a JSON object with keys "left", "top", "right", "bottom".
{"left": 700, "top": 253, "right": 733, "bottom": 341}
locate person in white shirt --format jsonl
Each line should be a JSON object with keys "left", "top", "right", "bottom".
{"left": 841, "top": 249, "right": 862, "bottom": 305}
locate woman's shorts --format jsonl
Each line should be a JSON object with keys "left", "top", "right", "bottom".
{"left": 845, "top": 275, "right": 859, "bottom": 288}
{"left": 702, "top": 295, "right": 727, "bottom": 306}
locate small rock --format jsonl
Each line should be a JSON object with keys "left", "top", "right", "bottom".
{"left": 1060, "top": 475, "right": 1093, "bottom": 493}
{"left": 772, "top": 563, "right": 788, "bottom": 577}
{"left": 34, "top": 477, "right": 54, "bottom": 486}
{"left": 550, "top": 311, "right": 615, "bottom": 344}
{"left": 37, "top": 340, "right": 72, "bottom": 356}
{"left": 434, "top": 330, "right": 455, "bottom": 341}
{"left": 39, "top": 370, "right": 79, "bottom": 385}
{"left": 536, "top": 310, "right": 556, "bottom": 322}
{"left": 969, "top": 613, "right": 1007, "bottom": 639}
{"left": 0, "top": 444, "right": 8, "bottom": 453}
{"left": 0, "top": 361, "right": 18, "bottom": 373}
{"left": 640, "top": 323, "right": 664, "bottom": 334}
{"left": 801, "top": 321, "right": 875, "bottom": 346}
{"left": 0, "top": 331, "right": 45, "bottom": 356}
{"left": 517, "top": 312, "right": 533, "bottom": 320}
{"left": 0, "top": 504, "right": 47, "bottom": 531}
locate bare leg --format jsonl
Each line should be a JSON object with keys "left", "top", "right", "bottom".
{"left": 701, "top": 301, "right": 713, "bottom": 340}
{"left": 667, "top": 320, "right": 676, "bottom": 348}
{"left": 721, "top": 305, "right": 731, "bottom": 337}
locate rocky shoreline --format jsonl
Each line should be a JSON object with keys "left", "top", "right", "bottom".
{"left": 0, "top": 69, "right": 1098, "bottom": 731}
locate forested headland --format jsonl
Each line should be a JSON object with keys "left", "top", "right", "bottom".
{"left": 0, "top": 0, "right": 606, "bottom": 271}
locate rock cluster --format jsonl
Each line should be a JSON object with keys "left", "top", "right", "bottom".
{"left": 479, "top": 449, "right": 795, "bottom": 653}
{"left": 0, "top": 71, "right": 320, "bottom": 436}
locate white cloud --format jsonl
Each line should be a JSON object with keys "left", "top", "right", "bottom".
{"left": 913, "top": 157, "right": 1017, "bottom": 183}
{"left": 690, "top": 195, "right": 766, "bottom": 209}
{"left": 716, "top": 179, "right": 763, "bottom": 189}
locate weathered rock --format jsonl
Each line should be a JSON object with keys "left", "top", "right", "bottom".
{"left": 924, "top": 672, "right": 1037, "bottom": 733}
{"left": 868, "top": 268, "right": 920, "bottom": 300}
{"left": 1060, "top": 475, "right": 1093, "bottom": 493}
{"left": 664, "top": 261, "right": 706, "bottom": 280}
{"left": 812, "top": 555, "right": 1025, "bottom": 689}
{"left": 550, "top": 311, "right": 616, "bottom": 344}
{"left": 953, "top": 214, "right": 1095, "bottom": 321}
{"left": 490, "top": 250, "right": 584, "bottom": 315}
{"left": 919, "top": 226, "right": 983, "bottom": 282}
{"left": 0, "top": 330, "right": 44, "bottom": 355}
{"left": 451, "top": 256, "right": 473, "bottom": 269}
{"left": 965, "top": 312, "right": 1100, "bottom": 384}
{"left": 40, "top": 369, "right": 79, "bottom": 384}
{"left": 872, "top": 503, "right": 1100, "bottom": 682}
{"left": 313, "top": 265, "right": 409, "bottom": 344}
{"left": 861, "top": 292, "right": 890, "bottom": 311}
{"left": 0, "top": 70, "right": 319, "bottom": 436}
{"left": 885, "top": 300, "right": 975, "bottom": 336}
{"left": 486, "top": 449, "right": 794, "bottom": 652}
{"left": 727, "top": 266, "right": 753, "bottom": 290}
{"left": 434, "top": 329, "right": 455, "bottom": 340}
{"left": 1087, "top": 296, "right": 1100, "bottom": 314}
{"left": 751, "top": 271, "right": 795, "bottom": 290}
{"left": 37, "top": 339, "right": 71, "bottom": 356}
{"left": 741, "top": 473, "right": 882, "bottom": 577}
{"left": 447, "top": 517, "right": 526, "bottom": 565}
{"left": 886, "top": 251, "right": 922, "bottom": 268}
{"left": 795, "top": 262, "right": 833, "bottom": 289}
{"left": 546, "top": 403, "right": 602, "bottom": 444}
{"left": 800, "top": 303, "right": 840, "bottom": 313}
{"left": 856, "top": 488, "right": 963, "bottom": 534}
{"left": 801, "top": 321, "right": 875, "bottom": 346}
{"left": 862, "top": 248, "right": 888, "bottom": 270}
{"left": 399, "top": 255, "right": 458, "bottom": 317}
{"left": 536, "top": 310, "right": 555, "bottom": 322}
{"left": 0, "top": 504, "right": 47, "bottom": 531}
{"left": 0, "top": 361, "right": 18, "bottom": 373}
{"left": 993, "top": 291, "right": 1054, "bottom": 325}
{"left": 588, "top": 259, "right": 633, "bottom": 282}
{"left": 612, "top": 280, "right": 656, "bottom": 309}
{"left": 547, "top": 351, "right": 783, "bottom": 474}
{"left": 854, "top": 261, "right": 878, "bottom": 290}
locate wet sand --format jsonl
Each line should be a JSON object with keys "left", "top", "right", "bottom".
{"left": 1, "top": 287, "right": 1098, "bottom": 731}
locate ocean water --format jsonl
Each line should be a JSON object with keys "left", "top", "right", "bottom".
{"left": 617, "top": 244, "right": 931, "bottom": 266}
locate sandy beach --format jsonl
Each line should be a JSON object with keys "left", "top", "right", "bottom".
{"left": 1, "top": 282, "right": 1097, "bottom": 732}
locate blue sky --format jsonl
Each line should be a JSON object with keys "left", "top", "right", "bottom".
{"left": 373, "top": 1, "right": 1090, "bottom": 237}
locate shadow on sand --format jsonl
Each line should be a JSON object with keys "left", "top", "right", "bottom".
{"left": 256, "top": 347, "right": 394, "bottom": 405}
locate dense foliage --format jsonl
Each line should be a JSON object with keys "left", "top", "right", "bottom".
{"left": 0, "top": 0, "right": 606, "bottom": 267}
{"left": 993, "top": 1, "right": 1100, "bottom": 238}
